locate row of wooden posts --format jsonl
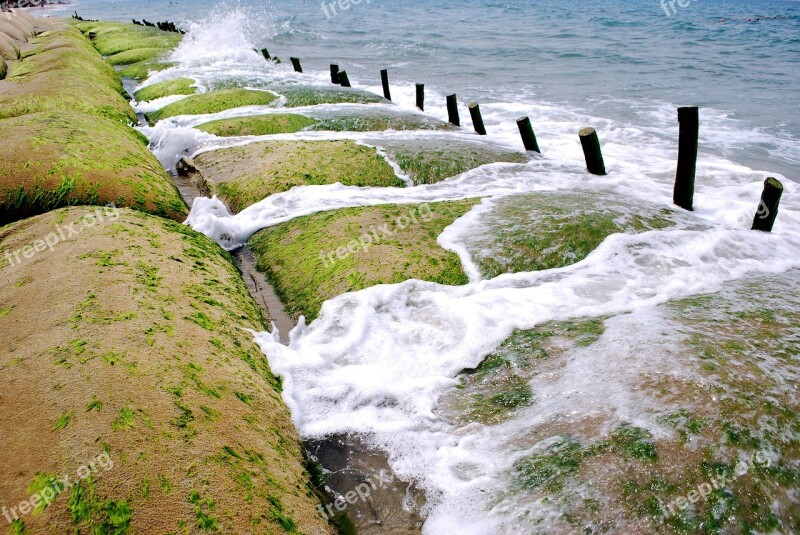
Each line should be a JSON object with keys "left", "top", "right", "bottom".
{"left": 283, "top": 57, "right": 784, "bottom": 232}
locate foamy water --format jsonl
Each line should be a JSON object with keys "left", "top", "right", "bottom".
{"left": 120, "top": 6, "right": 800, "bottom": 532}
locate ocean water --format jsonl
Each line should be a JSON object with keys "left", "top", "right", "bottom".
{"left": 42, "top": 1, "right": 800, "bottom": 532}
{"left": 51, "top": 0, "right": 800, "bottom": 178}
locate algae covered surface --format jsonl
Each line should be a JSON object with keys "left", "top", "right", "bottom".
{"left": 194, "top": 107, "right": 454, "bottom": 137}
{"left": 188, "top": 140, "right": 404, "bottom": 213}
{"left": 146, "top": 89, "right": 278, "bottom": 123}
{"left": 0, "top": 110, "right": 186, "bottom": 225}
{"left": 249, "top": 200, "right": 479, "bottom": 321}
{"left": 436, "top": 270, "right": 800, "bottom": 533}
{"left": 0, "top": 19, "right": 186, "bottom": 225}
{"left": 0, "top": 207, "right": 333, "bottom": 534}
{"left": 134, "top": 77, "right": 196, "bottom": 102}
{"left": 459, "top": 191, "right": 680, "bottom": 278}
{"left": 0, "top": 23, "right": 135, "bottom": 123}
{"left": 368, "top": 137, "right": 530, "bottom": 185}
{"left": 196, "top": 113, "right": 318, "bottom": 136}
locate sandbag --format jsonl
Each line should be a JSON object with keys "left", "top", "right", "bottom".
{"left": 0, "top": 12, "right": 34, "bottom": 36}
{"left": 0, "top": 31, "right": 19, "bottom": 60}
{"left": 0, "top": 20, "right": 27, "bottom": 42}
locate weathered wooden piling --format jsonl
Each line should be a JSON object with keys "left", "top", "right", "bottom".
{"left": 380, "top": 69, "right": 392, "bottom": 101}
{"left": 338, "top": 70, "right": 351, "bottom": 87}
{"left": 290, "top": 57, "right": 303, "bottom": 73}
{"left": 261, "top": 48, "right": 270, "bottom": 60}
{"left": 579, "top": 127, "right": 606, "bottom": 175}
{"left": 517, "top": 116, "right": 540, "bottom": 153}
{"left": 469, "top": 102, "right": 487, "bottom": 135}
{"left": 330, "top": 64, "right": 340, "bottom": 84}
{"left": 416, "top": 83, "right": 425, "bottom": 111}
{"left": 447, "top": 94, "right": 460, "bottom": 126}
{"left": 752, "top": 177, "right": 783, "bottom": 232}
{"left": 674, "top": 106, "right": 699, "bottom": 211}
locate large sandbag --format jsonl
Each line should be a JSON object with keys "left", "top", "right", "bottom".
{"left": 0, "top": 20, "right": 27, "bottom": 42}
{"left": 0, "top": 13, "right": 34, "bottom": 38}
{"left": 11, "top": 9, "right": 37, "bottom": 27}
{"left": 0, "top": 31, "right": 19, "bottom": 60}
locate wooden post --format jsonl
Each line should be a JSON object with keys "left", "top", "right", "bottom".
{"left": 260, "top": 48, "right": 270, "bottom": 60}
{"left": 751, "top": 177, "right": 783, "bottom": 232}
{"left": 579, "top": 127, "right": 606, "bottom": 175}
{"left": 338, "top": 70, "right": 351, "bottom": 87}
{"left": 416, "top": 83, "right": 425, "bottom": 111}
{"left": 447, "top": 94, "right": 460, "bottom": 126}
{"left": 330, "top": 64, "right": 339, "bottom": 84}
{"left": 290, "top": 57, "right": 303, "bottom": 73}
{"left": 517, "top": 116, "right": 540, "bottom": 153}
{"left": 469, "top": 102, "right": 486, "bottom": 135}
{"left": 380, "top": 69, "right": 391, "bottom": 101}
{"left": 674, "top": 106, "right": 699, "bottom": 211}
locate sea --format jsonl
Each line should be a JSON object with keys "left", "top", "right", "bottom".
{"left": 39, "top": 0, "right": 800, "bottom": 532}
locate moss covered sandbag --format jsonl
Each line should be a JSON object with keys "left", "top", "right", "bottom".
{"left": 183, "top": 140, "right": 404, "bottom": 213}
{"left": 194, "top": 108, "right": 454, "bottom": 137}
{"left": 250, "top": 200, "right": 479, "bottom": 320}
{"left": 458, "top": 192, "right": 679, "bottom": 278}
{"left": 72, "top": 20, "right": 182, "bottom": 84}
{"left": 133, "top": 77, "right": 196, "bottom": 102}
{"left": 0, "top": 56, "right": 6, "bottom": 80}
{"left": 368, "top": 137, "right": 530, "bottom": 185}
{"left": 0, "top": 23, "right": 135, "bottom": 123}
{"left": 146, "top": 89, "right": 279, "bottom": 124}
{"left": 273, "top": 84, "right": 388, "bottom": 107}
{"left": 0, "top": 207, "right": 333, "bottom": 535}
{"left": 73, "top": 20, "right": 181, "bottom": 57}
{"left": 0, "top": 111, "right": 186, "bottom": 225}
{"left": 0, "top": 31, "right": 20, "bottom": 60}
{"left": 196, "top": 113, "right": 318, "bottom": 137}
{"left": 0, "top": 12, "right": 35, "bottom": 39}
{"left": 117, "top": 60, "right": 173, "bottom": 82}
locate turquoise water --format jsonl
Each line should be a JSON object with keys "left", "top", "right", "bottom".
{"left": 51, "top": 0, "right": 800, "bottom": 178}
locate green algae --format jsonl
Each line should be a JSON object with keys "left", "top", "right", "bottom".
{"left": 67, "top": 478, "right": 132, "bottom": 534}
{"left": 514, "top": 425, "right": 657, "bottom": 494}
{"left": 192, "top": 140, "right": 403, "bottom": 213}
{"left": 0, "top": 110, "right": 187, "bottom": 225}
{"left": 308, "top": 110, "right": 454, "bottom": 133}
{"left": 497, "top": 271, "right": 800, "bottom": 532}
{"left": 195, "top": 114, "right": 318, "bottom": 137}
{"left": 462, "top": 192, "right": 677, "bottom": 278}
{"left": 117, "top": 61, "right": 174, "bottom": 81}
{"left": 249, "top": 200, "right": 478, "bottom": 321}
{"left": 273, "top": 85, "right": 387, "bottom": 107}
{"left": 371, "top": 138, "right": 529, "bottom": 185}
{"left": 0, "top": 27, "right": 135, "bottom": 123}
{"left": 442, "top": 318, "right": 608, "bottom": 426}
{"left": 134, "top": 77, "right": 196, "bottom": 102}
{"left": 147, "top": 89, "right": 278, "bottom": 123}
{"left": 106, "top": 47, "right": 169, "bottom": 66}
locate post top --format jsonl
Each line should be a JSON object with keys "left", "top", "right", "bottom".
{"left": 765, "top": 177, "right": 784, "bottom": 191}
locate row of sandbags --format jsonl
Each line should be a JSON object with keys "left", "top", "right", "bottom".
{"left": 0, "top": 10, "right": 38, "bottom": 76}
